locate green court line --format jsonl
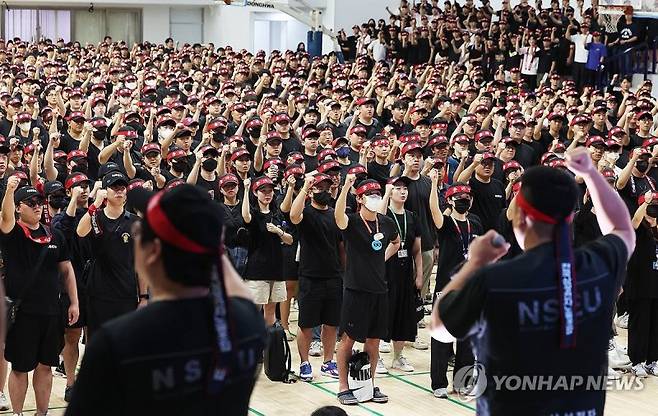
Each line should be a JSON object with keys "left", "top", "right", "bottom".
{"left": 307, "top": 380, "right": 385, "bottom": 416}
{"left": 387, "top": 373, "right": 477, "bottom": 412}
{"left": 249, "top": 407, "right": 266, "bottom": 416}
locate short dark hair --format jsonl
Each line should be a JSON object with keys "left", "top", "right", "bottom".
{"left": 139, "top": 219, "right": 215, "bottom": 288}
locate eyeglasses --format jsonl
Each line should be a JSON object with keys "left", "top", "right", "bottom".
{"left": 21, "top": 197, "right": 45, "bottom": 208}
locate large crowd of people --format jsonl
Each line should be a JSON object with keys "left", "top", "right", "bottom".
{"left": 0, "top": 0, "right": 655, "bottom": 414}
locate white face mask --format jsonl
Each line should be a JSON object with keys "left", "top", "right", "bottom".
{"left": 605, "top": 151, "right": 620, "bottom": 162}
{"left": 158, "top": 127, "right": 173, "bottom": 138}
{"left": 19, "top": 122, "right": 30, "bottom": 131}
{"left": 92, "top": 77, "right": 101, "bottom": 84}
{"left": 145, "top": 80, "right": 156, "bottom": 87}
{"left": 125, "top": 82, "right": 137, "bottom": 90}
{"left": 364, "top": 194, "right": 382, "bottom": 212}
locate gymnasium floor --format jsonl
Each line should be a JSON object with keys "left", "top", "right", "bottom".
{"left": 6, "top": 309, "right": 657, "bottom": 416}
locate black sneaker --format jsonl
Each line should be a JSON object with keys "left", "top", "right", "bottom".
{"left": 54, "top": 361, "right": 66, "bottom": 378}
{"left": 64, "top": 385, "right": 73, "bottom": 402}
{"left": 337, "top": 390, "right": 358, "bottom": 405}
{"left": 372, "top": 387, "right": 388, "bottom": 403}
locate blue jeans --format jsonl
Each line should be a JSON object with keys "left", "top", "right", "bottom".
{"left": 226, "top": 246, "right": 248, "bottom": 277}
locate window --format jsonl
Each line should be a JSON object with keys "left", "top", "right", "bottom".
{"left": 5, "top": 9, "right": 71, "bottom": 42}
{"left": 170, "top": 8, "right": 203, "bottom": 44}
{"left": 73, "top": 9, "right": 141, "bottom": 46}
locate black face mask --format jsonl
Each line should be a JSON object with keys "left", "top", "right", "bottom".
{"left": 49, "top": 195, "right": 69, "bottom": 210}
{"left": 293, "top": 179, "right": 304, "bottom": 191}
{"left": 249, "top": 128, "right": 260, "bottom": 139}
{"left": 93, "top": 130, "right": 107, "bottom": 140}
{"left": 312, "top": 191, "right": 332, "bottom": 206}
{"left": 636, "top": 160, "right": 650, "bottom": 173}
{"left": 171, "top": 159, "right": 189, "bottom": 173}
{"left": 212, "top": 132, "right": 226, "bottom": 143}
{"left": 453, "top": 199, "right": 471, "bottom": 214}
{"left": 202, "top": 158, "right": 218, "bottom": 172}
{"left": 71, "top": 160, "right": 88, "bottom": 174}
{"left": 648, "top": 205, "right": 658, "bottom": 218}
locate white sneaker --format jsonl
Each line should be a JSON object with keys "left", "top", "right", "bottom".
{"left": 309, "top": 341, "right": 322, "bottom": 357}
{"left": 412, "top": 337, "right": 428, "bottom": 350}
{"left": 607, "top": 366, "right": 621, "bottom": 380}
{"left": 379, "top": 341, "right": 392, "bottom": 353}
{"left": 632, "top": 363, "right": 648, "bottom": 378}
{"left": 433, "top": 387, "right": 448, "bottom": 398}
{"left": 614, "top": 338, "right": 628, "bottom": 355}
{"left": 645, "top": 361, "right": 658, "bottom": 376}
{"left": 615, "top": 313, "right": 628, "bottom": 329}
{"left": 375, "top": 357, "right": 388, "bottom": 374}
{"left": 391, "top": 355, "right": 414, "bottom": 372}
{"left": 608, "top": 340, "right": 631, "bottom": 369}
{"left": 0, "top": 392, "right": 8, "bottom": 411}
{"left": 418, "top": 319, "right": 426, "bottom": 329}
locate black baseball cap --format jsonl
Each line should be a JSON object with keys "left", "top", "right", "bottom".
{"left": 14, "top": 186, "right": 43, "bottom": 204}
{"left": 44, "top": 181, "right": 64, "bottom": 196}
{"left": 98, "top": 162, "right": 121, "bottom": 177}
{"left": 102, "top": 171, "right": 129, "bottom": 189}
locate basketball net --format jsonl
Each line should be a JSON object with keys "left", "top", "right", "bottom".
{"left": 598, "top": 5, "right": 627, "bottom": 34}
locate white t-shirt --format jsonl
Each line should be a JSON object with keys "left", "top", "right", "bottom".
{"left": 368, "top": 39, "right": 388, "bottom": 62}
{"left": 570, "top": 33, "right": 592, "bottom": 64}
{"left": 519, "top": 46, "right": 539, "bottom": 75}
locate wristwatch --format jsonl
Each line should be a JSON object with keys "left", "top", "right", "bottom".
{"left": 139, "top": 293, "right": 150, "bottom": 300}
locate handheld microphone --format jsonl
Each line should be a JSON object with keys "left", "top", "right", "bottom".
{"left": 491, "top": 233, "right": 506, "bottom": 248}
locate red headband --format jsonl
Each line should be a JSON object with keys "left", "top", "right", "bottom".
{"left": 515, "top": 190, "right": 558, "bottom": 224}
{"left": 146, "top": 191, "right": 213, "bottom": 254}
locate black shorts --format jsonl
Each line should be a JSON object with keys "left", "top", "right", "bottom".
{"left": 340, "top": 288, "right": 388, "bottom": 343}
{"left": 5, "top": 313, "right": 62, "bottom": 372}
{"left": 61, "top": 293, "right": 87, "bottom": 329}
{"left": 87, "top": 296, "right": 137, "bottom": 340}
{"left": 297, "top": 277, "right": 342, "bottom": 329}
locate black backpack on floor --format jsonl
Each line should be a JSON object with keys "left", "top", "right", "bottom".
{"left": 264, "top": 322, "right": 296, "bottom": 383}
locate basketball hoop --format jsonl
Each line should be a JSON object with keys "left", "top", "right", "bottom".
{"left": 598, "top": 5, "right": 629, "bottom": 34}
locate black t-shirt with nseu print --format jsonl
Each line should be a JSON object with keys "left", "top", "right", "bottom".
{"left": 2, "top": 223, "right": 70, "bottom": 315}
{"left": 342, "top": 212, "right": 398, "bottom": 294}
{"left": 65, "top": 296, "right": 266, "bottom": 416}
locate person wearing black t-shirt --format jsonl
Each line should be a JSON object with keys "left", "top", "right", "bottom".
{"left": 76, "top": 172, "right": 144, "bottom": 339}
{"left": 51, "top": 172, "right": 93, "bottom": 402}
{"left": 432, "top": 150, "right": 635, "bottom": 416}
{"left": 626, "top": 192, "right": 658, "bottom": 377}
{"left": 378, "top": 176, "right": 423, "bottom": 374}
{"left": 290, "top": 174, "right": 343, "bottom": 382}
{"left": 428, "top": 178, "right": 482, "bottom": 398}
{"left": 66, "top": 184, "right": 266, "bottom": 416}
{"left": 241, "top": 176, "right": 293, "bottom": 326}
{"left": 0, "top": 178, "right": 79, "bottom": 416}
{"left": 187, "top": 146, "right": 221, "bottom": 200}
{"left": 335, "top": 177, "right": 399, "bottom": 406}
{"left": 367, "top": 137, "right": 392, "bottom": 190}
{"left": 218, "top": 174, "right": 249, "bottom": 276}
{"left": 617, "top": 148, "right": 655, "bottom": 214}
{"left": 401, "top": 142, "right": 436, "bottom": 303}
{"left": 458, "top": 152, "right": 506, "bottom": 232}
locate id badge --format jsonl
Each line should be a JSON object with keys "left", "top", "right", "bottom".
{"left": 398, "top": 249, "right": 408, "bottom": 258}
